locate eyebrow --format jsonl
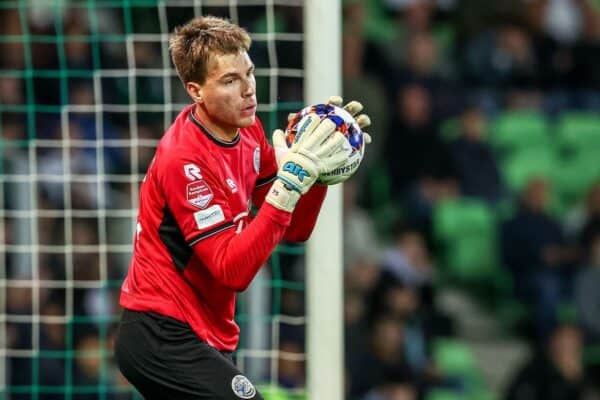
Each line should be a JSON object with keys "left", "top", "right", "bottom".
{"left": 218, "top": 65, "right": 255, "bottom": 80}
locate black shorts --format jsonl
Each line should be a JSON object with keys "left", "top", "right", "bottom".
{"left": 114, "top": 309, "right": 263, "bottom": 400}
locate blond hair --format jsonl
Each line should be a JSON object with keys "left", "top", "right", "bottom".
{"left": 169, "top": 16, "right": 251, "bottom": 85}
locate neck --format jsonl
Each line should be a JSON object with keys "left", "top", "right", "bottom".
{"left": 194, "top": 104, "right": 238, "bottom": 142}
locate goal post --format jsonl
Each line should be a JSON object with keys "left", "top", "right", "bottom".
{"left": 304, "top": 1, "right": 344, "bottom": 399}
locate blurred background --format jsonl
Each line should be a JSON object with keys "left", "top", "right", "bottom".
{"left": 1, "top": 0, "right": 600, "bottom": 399}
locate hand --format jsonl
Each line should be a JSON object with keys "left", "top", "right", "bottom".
{"left": 325, "top": 95, "right": 372, "bottom": 144}
{"left": 272, "top": 96, "right": 373, "bottom": 166}
{"left": 266, "top": 113, "right": 350, "bottom": 212}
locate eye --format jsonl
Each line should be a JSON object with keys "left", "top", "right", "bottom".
{"left": 224, "top": 79, "right": 234, "bottom": 85}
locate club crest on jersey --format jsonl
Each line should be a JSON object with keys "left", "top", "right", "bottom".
{"left": 231, "top": 375, "right": 256, "bottom": 399}
{"left": 186, "top": 180, "right": 213, "bottom": 209}
{"left": 253, "top": 147, "right": 260, "bottom": 174}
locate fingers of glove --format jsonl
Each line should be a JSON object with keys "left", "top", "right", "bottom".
{"left": 290, "top": 113, "right": 321, "bottom": 150}
{"left": 356, "top": 114, "right": 371, "bottom": 129}
{"left": 321, "top": 146, "right": 351, "bottom": 173}
{"left": 316, "top": 131, "right": 350, "bottom": 159}
{"left": 287, "top": 112, "right": 296, "bottom": 122}
{"left": 272, "top": 129, "right": 287, "bottom": 149}
{"left": 327, "top": 95, "right": 343, "bottom": 107}
{"left": 272, "top": 129, "right": 288, "bottom": 165}
{"left": 343, "top": 100, "right": 363, "bottom": 116}
{"left": 300, "top": 118, "right": 337, "bottom": 152}
{"left": 363, "top": 132, "right": 372, "bottom": 144}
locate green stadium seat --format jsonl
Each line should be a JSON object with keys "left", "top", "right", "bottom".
{"left": 258, "top": 385, "right": 306, "bottom": 400}
{"left": 490, "top": 111, "right": 550, "bottom": 157}
{"left": 557, "top": 112, "right": 600, "bottom": 152}
{"left": 433, "top": 339, "right": 477, "bottom": 375}
{"left": 502, "top": 148, "right": 557, "bottom": 192}
{"left": 426, "top": 390, "right": 462, "bottom": 400}
{"left": 433, "top": 199, "right": 498, "bottom": 282}
{"left": 553, "top": 151, "right": 600, "bottom": 203}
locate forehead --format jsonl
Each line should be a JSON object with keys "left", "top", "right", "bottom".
{"left": 206, "top": 51, "right": 253, "bottom": 78}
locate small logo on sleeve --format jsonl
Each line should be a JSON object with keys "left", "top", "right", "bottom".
{"left": 226, "top": 178, "right": 238, "bottom": 193}
{"left": 187, "top": 180, "right": 213, "bottom": 209}
{"left": 231, "top": 375, "right": 256, "bottom": 399}
{"left": 193, "top": 205, "right": 225, "bottom": 230}
{"left": 184, "top": 163, "right": 202, "bottom": 181}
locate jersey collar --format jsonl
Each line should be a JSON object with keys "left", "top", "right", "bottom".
{"left": 189, "top": 110, "right": 241, "bottom": 148}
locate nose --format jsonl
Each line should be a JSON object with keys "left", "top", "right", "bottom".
{"left": 242, "top": 76, "right": 255, "bottom": 98}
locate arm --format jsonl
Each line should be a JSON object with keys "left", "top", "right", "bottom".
{"left": 253, "top": 181, "right": 327, "bottom": 243}
{"left": 193, "top": 202, "right": 292, "bottom": 291}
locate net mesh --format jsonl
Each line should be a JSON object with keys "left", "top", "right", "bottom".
{"left": 1, "top": 1, "right": 307, "bottom": 398}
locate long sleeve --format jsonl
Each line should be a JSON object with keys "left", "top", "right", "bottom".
{"left": 253, "top": 182, "right": 327, "bottom": 243}
{"left": 193, "top": 202, "right": 292, "bottom": 292}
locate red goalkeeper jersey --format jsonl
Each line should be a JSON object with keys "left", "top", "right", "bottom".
{"left": 119, "top": 105, "right": 326, "bottom": 351}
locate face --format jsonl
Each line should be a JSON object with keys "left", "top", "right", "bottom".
{"left": 189, "top": 51, "right": 257, "bottom": 139}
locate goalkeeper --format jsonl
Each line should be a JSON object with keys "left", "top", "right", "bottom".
{"left": 114, "top": 16, "right": 370, "bottom": 400}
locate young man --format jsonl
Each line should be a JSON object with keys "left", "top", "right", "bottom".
{"left": 114, "top": 16, "right": 370, "bottom": 399}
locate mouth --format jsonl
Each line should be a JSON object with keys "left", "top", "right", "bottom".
{"left": 241, "top": 104, "right": 257, "bottom": 116}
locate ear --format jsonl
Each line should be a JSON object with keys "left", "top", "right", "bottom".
{"left": 186, "top": 82, "right": 203, "bottom": 103}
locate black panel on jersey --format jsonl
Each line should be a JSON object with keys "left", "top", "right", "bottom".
{"left": 255, "top": 174, "right": 277, "bottom": 187}
{"left": 158, "top": 207, "right": 193, "bottom": 273}
{"left": 188, "top": 221, "right": 235, "bottom": 247}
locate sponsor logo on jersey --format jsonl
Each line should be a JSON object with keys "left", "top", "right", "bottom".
{"left": 187, "top": 180, "right": 213, "bottom": 209}
{"left": 231, "top": 375, "right": 256, "bottom": 399}
{"left": 193, "top": 205, "right": 225, "bottom": 230}
{"left": 226, "top": 178, "right": 238, "bottom": 193}
{"left": 253, "top": 147, "right": 260, "bottom": 174}
{"left": 184, "top": 163, "right": 202, "bottom": 181}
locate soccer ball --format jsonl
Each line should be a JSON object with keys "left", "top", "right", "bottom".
{"left": 285, "top": 103, "right": 365, "bottom": 185}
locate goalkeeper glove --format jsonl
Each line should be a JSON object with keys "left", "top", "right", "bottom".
{"left": 274, "top": 96, "right": 373, "bottom": 167}
{"left": 266, "top": 113, "right": 350, "bottom": 212}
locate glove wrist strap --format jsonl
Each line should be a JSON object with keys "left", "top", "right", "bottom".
{"left": 265, "top": 179, "right": 301, "bottom": 213}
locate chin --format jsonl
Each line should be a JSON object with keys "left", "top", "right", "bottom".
{"left": 238, "top": 115, "right": 256, "bottom": 128}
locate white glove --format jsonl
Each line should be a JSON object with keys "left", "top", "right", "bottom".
{"left": 266, "top": 113, "right": 350, "bottom": 212}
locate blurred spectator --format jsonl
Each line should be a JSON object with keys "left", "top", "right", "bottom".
{"left": 506, "top": 324, "right": 586, "bottom": 400}
{"left": 380, "top": 225, "right": 435, "bottom": 290}
{"left": 449, "top": 106, "right": 504, "bottom": 204}
{"left": 363, "top": 376, "right": 418, "bottom": 400}
{"left": 344, "top": 181, "right": 380, "bottom": 270}
{"left": 541, "top": 0, "right": 584, "bottom": 44}
{"left": 574, "top": 233, "right": 600, "bottom": 342}
{"left": 348, "top": 314, "right": 414, "bottom": 398}
{"left": 384, "top": 84, "right": 457, "bottom": 222}
{"left": 277, "top": 341, "right": 305, "bottom": 389}
{"left": 501, "top": 178, "right": 577, "bottom": 338}
{"left": 463, "top": 24, "right": 538, "bottom": 87}
{"left": 564, "top": 180, "right": 600, "bottom": 241}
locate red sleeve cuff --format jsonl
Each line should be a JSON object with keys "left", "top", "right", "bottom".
{"left": 259, "top": 201, "right": 294, "bottom": 227}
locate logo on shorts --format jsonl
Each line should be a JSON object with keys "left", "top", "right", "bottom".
{"left": 231, "top": 375, "right": 256, "bottom": 399}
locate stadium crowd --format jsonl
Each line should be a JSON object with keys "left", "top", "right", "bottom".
{"left": 1, "top": 0, "right": 600, "bottom": 399}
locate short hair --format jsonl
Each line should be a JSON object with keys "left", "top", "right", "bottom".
{"left": 169, "top": 16, "right": 251, "bottom": 85}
